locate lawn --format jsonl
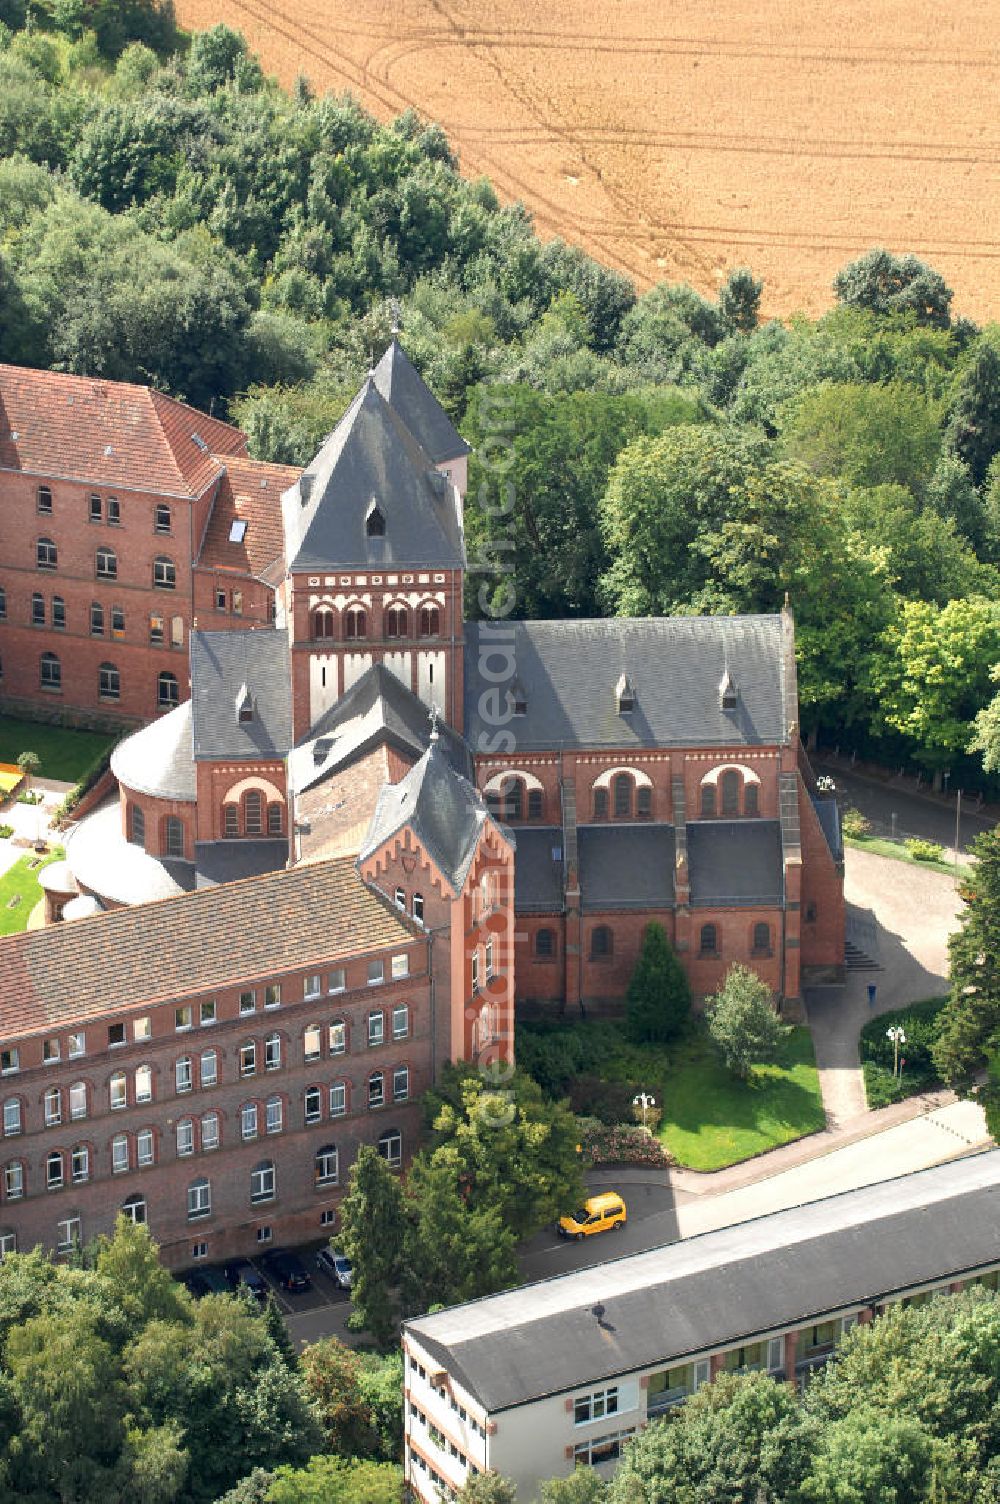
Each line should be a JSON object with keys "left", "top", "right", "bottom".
{"left": 843, "top": 833, "right": 964, "bottom": 876}
{"left": 658, "top": 1027, "right": 825, "bottom": 1171}
{"left": 859, "top": 996, "right": 947, "bottom": 1109}
{"left": 0, "top": 718, "right": 117, "bottom": 785}
{"left": 0, "top": 848, "right": 65, "bottom": 936}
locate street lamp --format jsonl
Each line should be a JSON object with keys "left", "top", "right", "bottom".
{"left": 886, "top": 1025, "right": 906, "bottom": 1079}
{"left": 633, "top": 1091, "right": 656, "bottom": 1130}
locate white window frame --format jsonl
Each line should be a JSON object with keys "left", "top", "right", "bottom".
{"left": 176, "top": 1119, "right": 195, "bottom": 1157}
{"left": 136, "top": 1129, "right": 154, "bottom": 1167}
{"left": 201, "top": 1112, "right": 220, "bottom": 1151}
{"left": 392, "top": 1005, "right": 409, "bottom": 1041}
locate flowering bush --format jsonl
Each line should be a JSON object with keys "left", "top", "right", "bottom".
{"left": 578, "top": 1119, "right": 670, "bottom": 1167}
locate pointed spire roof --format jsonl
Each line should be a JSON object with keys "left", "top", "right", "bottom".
{"left": 281, "top": 380, "right": 465, "bottom": 572}
{"left": 359, "top": 739, "right": 489, "bottom": 894}
{"left": 372, "top": 338, "right": 471, "bottom": 464}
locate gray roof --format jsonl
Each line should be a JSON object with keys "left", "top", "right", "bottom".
{"left": 281, "top": 380, "right": 465, "bottom": 572}
{"left": 290, "top": 664, "right": 472, "bottom": 795}
{"left": 464, "top": 616, "right": 789, "bottom": 751}
{"left": 110, "top": 700, "right": 196, "bottom": 802}
{"left": 190, "top": 629, "right": 292, "bottom": 761}
{"left": 65, "top": 799, "right": 195, "bottom": 907}
{"left": 513, "top": 826, "right": 565, "bottom": 911}
{"left": 372, "top": 338, "right": 470, "bottom": 463}
{"left": 193, "top": 840, "right": 288, "bottom": 888}
{"left": 359, "top": 740, "right": 490, "bottom": 894}
{"left": 579, "top": 824, "right": 676, "bottom": 910}
{"left": 406, "top": 1150, "right": 1000, "bottom": 1414}
{"left": 813, "top": 796, "right": 843, "bottom": 860}
{"left": 687, "top": 820, "right": 784, "bottom": 906}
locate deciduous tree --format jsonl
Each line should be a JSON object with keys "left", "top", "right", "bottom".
{"left": 705, "top": 965, "right": 788, "bottom": 1080}
{"left": 338, "top": 1146, "right": 406, "bottom": 1347}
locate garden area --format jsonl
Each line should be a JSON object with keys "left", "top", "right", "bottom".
{"left": 859, "top": 996, "right": 948, "bottom": 1108}
{"left": 0, "top": 718, "right": 117, "bottom": 785}
{"left": 0, "top": 848, "right": 65, "bottom": 937}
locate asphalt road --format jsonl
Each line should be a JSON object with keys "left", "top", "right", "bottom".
{"left": 816, "top": 761, "right": 995, "bottom": 857}
{"left": 519, "top": 1178, "right": 682, "bottom": 1282}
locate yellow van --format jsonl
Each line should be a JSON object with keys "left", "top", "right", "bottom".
{"left": 558, "top": 1192, "right": 627, "bottom": 1240}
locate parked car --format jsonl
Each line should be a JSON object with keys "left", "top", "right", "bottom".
{"left": 262, "top": 1248, "right": 312, "bottom": 1292}
{"left": 316, "top": 1248, "right": 353, "bottom": 1288}
{"left": 558, "top": 1192, "right": 627, "bottom": 1240}
{"left": 184, "top": 1266, "right": 230, "bottom": 1298}
{"left": 224, "top": 1258, "right": 269, "bottom": 1303}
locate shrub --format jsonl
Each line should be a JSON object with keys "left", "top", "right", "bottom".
{"left": 841, "top": 806, "right": 871, "bottom": 839}
{"left": 859, "top": 996, "right": 947, "bottom": 1105}
{"left": 578, "top": 1118, "right": 670, "bottom": 1167}
{"left": 0, "top": 824, "right": 12, "bottom": 839}
{"left": 905, "top": 837, "right": 945, "bottom": 863}
{"left": 568, "top": 1075, "right": 640, "bottom": 1126}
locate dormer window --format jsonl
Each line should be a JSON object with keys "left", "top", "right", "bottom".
{"left": 616, "top": 673, "right": 635, "bottom": 714}
{"left": 719, "top": 670, "right": 738, "bottom": 711}
{"left": 236, "top": 683, "right": 255, "bottom": 723}
{"left": 509, "top": 679, "right": 527, "bottom": 716}
{"left": 365, "top": 499, "right": 386, "bottom": 538}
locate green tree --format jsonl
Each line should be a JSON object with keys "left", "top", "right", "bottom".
{"left": 266, "top": 1455, "right": 404, "bottom": 1504}
{"left": 213, "top": 1469, "right": 275, "bottom": 1504}
{"left": 15, "top": 748, "right": 39, "bottom": 798}
{"left": 539, "top": 1467, "right": 608, "bottom": 1502}
{"left": 780, "top": 380, "right": 941, "bottom": 493}
{"left": 969, "top": 664, "right": 1000, "bottom": 774}
{"left": 356, "top": 1351, "right": 404, "bottom": 1462}
{"left": 95, "top": 1214, "right": 191, "bottom": 1332}
{"left": 925, "top": 452, "right": 986, "bottom": 550}
{"left": 833, "top": 248, "right": 952, "bottom": 327}
{"left": 625, "top": 921, "right": 691, "bottom": 1044}
{"left": 718, "top": 266, "right": 762, "bottom": 335}
{"left": 402, "top": 1150, "right": 519, "bottom": 1315}
{"left": 705, "top": 965, "right": 789, "bottom": 1080}
{"left": 338, "top": 1145, "right": 406, "bottom": 1347}
{"left": 946, "top": 329, "right": 1000, "bottom": 486}
{"left": 454, "top": 1471, "right": 518, "bottom": 1504}
{"left": 802, "top": 1409, "right": 939, "bottom": 1504}
{"left": 300, "top": 1338, "right": 381, "bottom": 1457}
{"left": 933, "top": 830, "right": 1000, "bottom": 1095}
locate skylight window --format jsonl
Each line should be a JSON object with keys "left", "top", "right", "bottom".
{"left": 229, "top": 519, "right": 248, "bottom": 544}
{"left": 191, "top": 433, "right": 208, "bottom": 452}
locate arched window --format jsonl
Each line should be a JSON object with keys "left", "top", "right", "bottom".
{"left": 535, "top": 928, "right": 556, "bottom": 959}
{"left": 368, "top": 1071, "right": 385, "bottom": 1108}
{"left": 593, "top": 787, "right": 609, "bottom": 820}
{"left": 176, "top": 1118, "right": 194, "bottom": 1156}
{"left": 111, "top": 1134, "right": 129, "bottom": 1174}
{"left": 224, "top": 804, "right": 238, "bottom": 837}
{"left": 637, "top": 786, "right": 652, "bottom": 819}
{"left": 152, "top": 556, "right": 176, "bottom": 590}
{"left": 250, "top": 1160, "right": 275, "bottom": 1204}
{"left": 109, "top": 1071, "right": 127, "bottom": 1110}
{"left": 378, "top": 1129, "right": 402, "bottom": 1168}
{"left": 701, "top": 784, "right": 716, "bottom": 818}
{"left": 528, "top": 788, "right": 544, "bottom": 820}
{"left": 501, "top": 778, "right": 523, "bottom": 821}
{"left": 244, "top": 790, "right": 263, "bottom": 836}
{"left": 31, "top": 593, "right": 44, "bottom": 627}
{"left": 70, "top": 1146, "right": 89, "bottom": 1184}
{"left": 315, "top": 1144, "right": 338, "bottom": 1186}
{"left": 2, "top": 1099, "right": 21, "bottom": 1137}
{"left": 135, "top": 1064, "right": 152, "bottom": 1103}
{"left": 158, "top": 672, "right": 178, "bottom": 708}
{"left": 187, "top": 1178, "right": 211, "bottom": 1219}
{"left": 4, "top": 1162, "right": 24, "bottom": 1200}
{"left": 329, "top": 1081, "right": 347, "bottom": 1117}
{"left": 264, "top": 1033, "right": 281, "bottom": 1070}
{"left": 96, "top": 546, "right": 116, "bottom": 580}
{"left": 52, "top": 596, "right": 65, "bottom": 629}
{"left": 46, "top": 1150, "right": 64, "bottom": 1190}
{"left": 418, "top": 604, "right": 440, "bottom": 638}
{"left": 385, "top": 604, "right": 408, "bottom": 638}
{"left": 164, "top": 817, "right": 184, "bottom": 859}
{"left": 90, "top": 602, "right": 104, "bottom": 637}
{"left": 44, "top": 1086, "right": 62, "bottom": 1127}
{"left": 699, "top": 923, "right": 718, "bottom": 956}
{"left": 591, "top": 925, "right": 613, "bottom": 959}
{"left": 267, "top": 802, "right": 283, "bottom": 836}
{"left": 201, "top": 1112, "right": 220, "bottom": 1150}
{"left": 129, "top": 805, "right": 145, "bottom": 847}
{"left": 304, "top": 1086, "right": 322, "bottom": 1124}
{"left": 721, "top": 770, "right": 740, "bottom": 818}
{"left": 313, "top": 607, "right": 334, "bottom": 639}
{"left": 99, "top": 662, "right": 120, "bottom": 701}
{"left": 240, "top": 1102, "right": 258, "bottom": 1140}
{"left": 69, "top": 1082, "right": 86, "bottom": 1120}
{"left": 122, "top": 1194, "right": 147, "bottom": 1226}
{"left": 40, "top": 652, "right": 61, "bottom": 691}
{"left": 345, "top": 604, "right": 367, "bottom": 640}
{"left": 613, "top": 773, "right": 633, "bottom": 819}
{"left": 265, "top": 1096, "right": 283, "bottom": 1134}
{"left": 752, "top": 922, "right": 772, "bottom": 956}
{"left": 36, "top": 537, "right": 57, "bottom": 570}
{"left": 745, "top": 783, "right": 759, "bottom": 817}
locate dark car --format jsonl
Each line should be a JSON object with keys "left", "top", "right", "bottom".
{"left": 316, "top": 1248, "right": 353, "bottom": 1288}
{"left": 224, "top": 1258, "right": 269, "bottom": 1303}
{"left": 262, "top": 1248, "right": 312, "bottom": 1292}
{"left": 184, "top": 1266, "right": 230, "bottom": 1299}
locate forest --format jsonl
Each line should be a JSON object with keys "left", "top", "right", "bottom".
{"left": 2, "top": 2, "right": 1000, "bottom": 780}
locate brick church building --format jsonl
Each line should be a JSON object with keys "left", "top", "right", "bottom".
{"left": 0, "top": 346, "right": 843, "bottom": 1266}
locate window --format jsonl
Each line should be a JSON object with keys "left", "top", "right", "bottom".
{"left": 111, "top": 605, "right": 124, "bottom": 637}
{"left": 418, "top": 604, "right": 440, "bottom": 637}
{"left": 502, "top": 778, "right": 523, "bottom": 821}
{"left": 591, "top": 925, "right": 613, "bottom": 959}
{"left": 99, "top": 662, "right": 120, "bottom": 701}
{"left": 90, "top": 493, "right": 102, "bottom": 522}
{"left": 201, "top": 1112, "right": 220, "bottom": 1150}
{"left": 135, "top": 1065, "right": 152, "bottom": 1103}
{"left": 112, "top": 1135, "right": 129, "bottom": 1174}
{"left": 378, "top": 1129, "right": 402, "bottom": 1168}
{"left": 175, "top": 1057, "right": 193, "bottom": 1094}
{"left": 368, "top": 960, "right": 384, "bottom": 986}
{"left": 164, "top": 817, "right": 184, "bottom": 859}
{"left": 96, "top": 546, "right": 116, "bottom": 580}
{"left": 393, "top": 1066, "right": 409, "bottom": 1103}
{"left": 110, "top": 1071, "right": 127, "bottom": 1110}
{"left": 240, "top": 991, "right": 256, "bottom": 1016}
{"left": 37, "top": 537, "right": 57, "bottom": 570}
{"left": 574, "top": 1386, "right": 620, "bottom": 1426}
{"left": 392, "top": 1005, "right": 409, "bottom": 1041}
{"left": 256, "top": 1225, "right": 273, "bottom": 1244}
{"left": 40, "top": 652, "right": 61, "bottom": 691}
{"left": 4, "top": 1163, "right": 23, "bottom": 1200}
{"left": 171, "top": 615, "right": 183, "bottom": 647}
{"left": 264, "top": 1034, "right": 281, "bottom": 1070}
{"left": 721, "top": 769, "right": 740, "bottom": 818}
{"left": 527, "top": 788, "right": 543, "bottom": 820}
{"left": 69, "top": 1083, "right": 86, "bottom": 1121}
{"left": 368, "top": 1012, "right": 384, "bottom": 1048}
{"left": 535, "top": 928, "right": 555, "bottom": 959}
{"left": 57, "top": 1216, "right": 82, "bottom": 1252}
{"left": 136, "top": 1129, "right": 154, "bottom": 1167}
{"left": 486, "top": 937, "right": 494, "bottom": 981}
{"left": 215, "top": 588, "right": 226, "bottom": 611}
{"left": 304, "top": 1025, "right": 321, "bottom": 1062}
{"left": 155, "top": 504, "right": 171, "bottom": 534}
{"left": 329, "top": 1021, "right": 346, "bottom": 1056}
{"left": 200, "top": 1049, "right": 217, "bottom": 1088}
{"left": 241, "top": 1102, "right": 258, "bottom": 1141}
{"left": 44, "top": 1087, "right": 62, "bottom": 1127}
{"left": 264, "top": 984, "right": 281, "bottom": 1010}
{"left": 133, "top": 1016, "right": 151, "bottom": 1042}
{"left": 394, "top": 887, "right": 405, "bottom": 911}
{"left": 320, "top": 1208, "right": 336, "bottom": 1227}
{"left": 572, "top": 1430, "right": 635, "bottom": 1467}
{"left": 108, "top": 1022, "right": 126, "bottom": 1049}
{"left": 245, "top": 790, "right": 262, "bottom": 836}
{"left": 637, "top": 785, "right": 652, "bottom": 819}
{"left": 187, "top": 1178, "right": 211, "bottom": 1220}
{"left": 250, "top": 1161, "right": 275, "bottom": 1204}
{"left": 613, "top": 773, "right": 632, "bottom": 818}
{"left": 52, "top": 596, "right": 65, "bottom": 630}
{"left": 304, "top": 1086, "right": 322, "bottom": 1124}
{"left": 200, "top": 1000, "right": 216, "bottom": 1027}
{"left": 37, "top": 485, "right": 52, "bottom": 514}
{"left": 345, "top": 604, "right": 367, "bottom": 640}
{"left": 329, "top": 1081, "right": 346, "bottom": 1117}
{"left": 752, "top": 922, "right": 772, "bottom": 956}
{"left": 43, "top": 1039, "right": 60, "bottom": 1064}
{"left": 90, "top": 602, "right": 104, "bottom": 636}
{"left": 46, "top": 1151, "right": 64, "bottom": 1190}
{"left": 328, "top": 969, "right": 345, "bottom": 994}
{"left": 122, "top": 1196, "right": 147, "bottom": 1227}
{"left": 149, "top": 614, "right": 164, "bottom": 646}
{"left": 107, "top": 497, "right": 120, "bottom": 526}
{"left": 368, "top": 1071, "right": 385, "bottom": 1109}
{"left": 386, "top": 604, "right": 408, "bottom": 637}
{"left": 224, "top": 804, "right": 238, "bottom": 838}
{"left": 68, "top": 1032, "right": 85, "bottom": 1060}
{"left": 153, "top": 556, "right": 176, "bottom": 590}
{"left": 745, "top": 782, "right": 759, "bottom": 817}
{"left": 158, "top": 672, "right": 178, "bottom": 708}
{"left": 699, "top": 922, "right": 719, "bottom": 957}
{"left": 701, "top": 784, "right": 716, "bottom": 817}
{"left": 2, "top": 1100, "right": 20, "bottom": 1137}
{"left": 313, "top": 607, "right": 334, "bottom": 639}
{"left": 192, "top": 1242, "right": 208, "bottom": 1260}
{"left": 412, "top": 893, "right": 424, "bottom": 924}
{"left": 129, "top": 805, "right": 145, "bottom": 847}
{"left": 471, "top": 951, "right": 480, "bottom": 994}
{"left": 365, "top": 503, "right": 385, "bottom": 538}
{"left": 315, "top": 1145, "right": 338, "bottom": 1185}
{"left": 31, "top": 593, "right": 45, "bottom": 627}
{"left": 0, "top": 587, "right": 4, "bottom": 619}
{"left": 593, "top": 787, "right": 609, "bottom": 820}
{"left": 267, "top": 803, "right": 282, "bottom": 835}
{"left": 265, "top": 1096, "right": 283, "bottom": 1134}
{"left": 71, "top": 1146, "right": 89, "bottom": 1184}
{"left": 174, "top": 1005, "right": 193, "bottom": 1032}
{"left": 240, "top": 1041, "right": 256, "bottom": 1077}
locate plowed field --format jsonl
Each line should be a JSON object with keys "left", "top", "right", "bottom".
{"left": 174, "top": 0, "right": 1000, "bottom": 319}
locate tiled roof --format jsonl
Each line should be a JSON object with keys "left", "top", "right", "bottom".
{"left": 0, "top": 363, "right": 247, "bottom": 498}
{"left": 0, "top": 858, "right": 417, "bottom": 1038}
{"left": 198, "top": 454, "right": 301, "bottom": 582}
{"left": 372, "top": 338, "right": 470, "bottom": 463}
{"left": 190, "top": 629, "right": 293, "bottom": 761}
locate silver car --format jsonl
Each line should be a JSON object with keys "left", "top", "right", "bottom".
{"left": 316, "top": 1248, "right": 353, "bottom": 1288}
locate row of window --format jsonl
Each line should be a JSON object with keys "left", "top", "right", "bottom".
{"left": 32, "top": 653, "right": 179, "bottom": 705}
{"left": 35, "top": 487, "right": 172, "bottom": 534}
{"left": 486, "top": 771, "right": 762, "bottom": 824}
{"left": 33, "top": 538, "right": 177, "bottom": 587}
{"left": 312, "top": 602, "right": 441, "bottom": 642}
{"left": 532, "top": 922, "right": 775, "bottom": 962}
{"left": 18, "top": 592, "right": 184, "bottom": 648}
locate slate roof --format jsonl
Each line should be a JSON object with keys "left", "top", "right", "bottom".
{"left": 0, "top": 858, "right": 417, "bottom": 1038}
{"left": 579, "top": 824, "right": 676, "bottom": 909}
{"left": 111, "top": 701, "right": 196, "bottom": 802}
{"left": 464, "top": 616, "right": 788, "bottom": 751}
{"left": 512, "top": 827, "right": 565, "bottom": 912}
{"left": 290, "top": 663, "right": 472, "bottom": 796}
{"left": 406, "top": 1150, "right": 1000, "bottom": 1415}
{"left": 193, "top": 840, "right": 288, "bottom": 887}
{"left": 280, "top": 381, "right": 465, "bottom": 572}
{"left": 813, "top": 796, "right": 843, "bottom": 860}
{"left": 359, "top": 740, "right": 490, "bottom": 894}
{"left": 197, "top": 454, "right": 302, "bottom": 583}
{"left": 687, "top": 820, "right": 784, "bottom": 906}
{"left": 190, "top": 629, "right": 292, "bottom": 761}
{"left": 372, "top": 338, "right": 470, "bottom": 463}
{"left": 64, "top": 799, "right": 196, "bottom": 908}
{"left": 0, "top": 363, "right": 246, "bottom": 498}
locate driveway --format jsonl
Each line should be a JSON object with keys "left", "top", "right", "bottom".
{"left": 816, "top": 759, "right": 994, "bottom": 859}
